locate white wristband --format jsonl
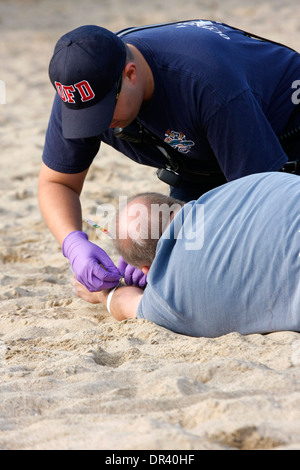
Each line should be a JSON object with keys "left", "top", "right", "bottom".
{"left": 106, "top": 284, "right": 120, "bottom": 314}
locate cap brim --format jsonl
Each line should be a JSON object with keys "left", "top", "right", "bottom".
{"left": 61, "top": 86, "right": 116, "bottom": 139}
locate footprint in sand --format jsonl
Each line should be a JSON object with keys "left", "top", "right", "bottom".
{"left": 0, "top": 339, "right": 7, "bottom": 367}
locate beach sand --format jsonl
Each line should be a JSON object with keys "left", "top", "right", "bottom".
{"left": 1, "top": 0, "right": 300, "bottom": 450}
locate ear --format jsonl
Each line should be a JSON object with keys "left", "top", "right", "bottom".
{"left": 141, "top": 266, "right": 150, "bottom": 275}
{"left": 123, "top": 62, "right": 137, "bottom": 84}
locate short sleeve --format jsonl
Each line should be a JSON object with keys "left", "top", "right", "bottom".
{"left": 42, "top": 94, "right": 101, "bottom": 174}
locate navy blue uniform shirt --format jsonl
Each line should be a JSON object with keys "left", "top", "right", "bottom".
{"left": 43, "top": 20, "right": 300, "bottom": 200}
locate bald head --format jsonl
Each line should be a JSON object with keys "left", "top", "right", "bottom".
{"left": 114, "top": 192, "right": 184, "bottom": 269}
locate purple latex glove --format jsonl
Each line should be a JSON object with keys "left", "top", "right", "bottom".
{"left": 118, "top": 256, "right": 147, "bottom": 287}
{"left": 62, "top": 231, "right": 121, "bottom": 291}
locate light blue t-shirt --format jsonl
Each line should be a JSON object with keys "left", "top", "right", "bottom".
{"left": 137, "top": 172, "right": 300, "bottom": 337}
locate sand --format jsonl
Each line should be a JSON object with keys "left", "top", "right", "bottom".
{"left": 1, "top": 0, "right": 300, "bottom": 450}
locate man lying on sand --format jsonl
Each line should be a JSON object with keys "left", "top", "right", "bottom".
{"left": 73, "top": 171, "right": 300, "bottom": 338}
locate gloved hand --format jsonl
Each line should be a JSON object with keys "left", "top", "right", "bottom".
{"left": 118, "top": 256, "right": 147, "bottom": 288}
{"left": 62, "top": 231, "right": 121, "bottom": 291}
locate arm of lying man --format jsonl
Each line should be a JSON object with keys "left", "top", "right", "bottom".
{"left": 73, "top": 278, "right": 143, "bottom": 321}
